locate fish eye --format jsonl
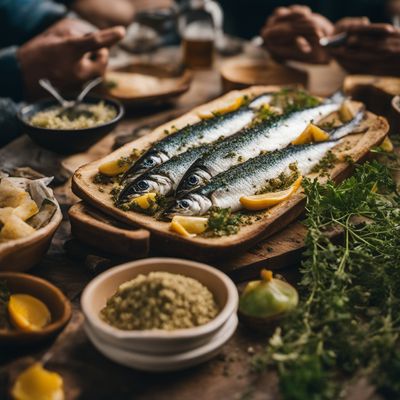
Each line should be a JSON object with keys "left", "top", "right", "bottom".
{"left": 188, "top": 175, "right": 199, "bottom": 186}
{"left": 179, "top": 200, "right": 190, "bottom": 209}
{"left": 137, "top": 180, "right": 149, "bottom": 190}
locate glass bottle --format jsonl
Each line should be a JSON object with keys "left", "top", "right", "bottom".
{"left": 178, "top": 0, "right": 221, "bottom": 69}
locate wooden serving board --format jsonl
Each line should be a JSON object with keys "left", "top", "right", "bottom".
{"left": 68, "top": 201, "right": 353, "bottom": 282}
{"left": 72, "top": 86, "right": 389, "bottom": 261}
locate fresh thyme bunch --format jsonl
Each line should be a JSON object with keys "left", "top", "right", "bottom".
{"left": 252, "top": 160, "right": 400, "bottom": 400}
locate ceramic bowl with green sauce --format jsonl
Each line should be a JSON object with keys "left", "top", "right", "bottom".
{"left": 81, "top": 258, "right": 238, "bottom": 355}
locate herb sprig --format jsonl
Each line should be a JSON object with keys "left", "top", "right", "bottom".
{"left": 252, "top": 160, "right": 400, "bottom": 399}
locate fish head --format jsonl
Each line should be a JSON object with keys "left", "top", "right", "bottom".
{"left": 163, "top": 193, "right": 212, "bottom": 218}
{"left": 138, "top": 151, "right": 169, "bottom": 171}
{"left": 177, "top": 168, "right": 212, "bottom": 194}
{"left": 135, "top": 174, "right": 173, "bottom": 197}
{"left": 117, "top": 173, "right": 174, "bottom": 204}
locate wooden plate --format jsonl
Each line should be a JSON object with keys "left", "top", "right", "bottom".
{"left": 0, "top": 200, "right": 62, "bottom": 273}
{"left": 103, "top": 63, "right": 193, "bottom": 106}
{"left": 344, "top": 75, "right": 400, "bottom": 134}
{"left": 220, "top": 59, "right": 307, "bottom": 92}
{"left": 72, "top": 86, "right": 388, "bottom": 261}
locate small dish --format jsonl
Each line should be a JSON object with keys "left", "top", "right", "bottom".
{"left": 0, "top": 199, "right": 62, "bottom": 273}
{"left": 220, "top": 59, "right": 307, "bottom": 92}
{"left": 18, "top": 96, "right": 124, "bottom": 154}
{"left": 85, "top": 314, "right": 238, "bottom": 372}
{"left": 81, "top": 257, "right": 238, "bottom": 354}
{"left": 0, "top": 272, "right": 72, "bottom": 346}
{"left": 103, "top": 63, "right": 192, "bottom": 107}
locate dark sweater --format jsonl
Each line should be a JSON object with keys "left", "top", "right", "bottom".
{"left": 0, "top": 0, "right": 67, "bottom": 146}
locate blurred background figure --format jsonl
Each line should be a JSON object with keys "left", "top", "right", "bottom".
{"left": 0, "top": 0, "right": 125, "bottom": 145}
{"left": 254, "top": 1, "right": 400, "bottom": 76}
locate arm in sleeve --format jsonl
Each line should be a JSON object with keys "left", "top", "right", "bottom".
{"left": 0, "top": 97, "right": 22, "bottom": 147}
{"left": 0, "top": 46, "right": 24, "bottom": 101}
{"left": 0, "top": 0, "right": 67, "bottom": 46}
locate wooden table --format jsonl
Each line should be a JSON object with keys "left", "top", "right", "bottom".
{"left": 0, "top": 52, "right": 380, "bottom": 400}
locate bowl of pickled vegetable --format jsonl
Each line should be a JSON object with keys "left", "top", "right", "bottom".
{"left": 18, "top": 96, "right": 124, "bottom": 154}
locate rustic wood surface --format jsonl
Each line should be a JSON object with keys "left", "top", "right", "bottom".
{"left": 0, "top": 48, "right": 391, "bottom": 400}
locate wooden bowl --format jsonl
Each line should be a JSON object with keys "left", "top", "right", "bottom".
{"left": 0, "top": 203, "right": 62, "bottom": 273}
{"left": 220, "top": 59, "right": 308, "bottom": 92}
{"left": 103, "top": 63, "right": 193, "bottom": 107}
{"left": 391, "top": 95, "right": 400, "bottom": 135}
{"left": 0, "top": 272, "right": 72, "bottom": 346}
{"left": 344, "top": 75, "right": 400, "bottom": 135}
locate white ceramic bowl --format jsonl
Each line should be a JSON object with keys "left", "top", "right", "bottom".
{"left": 85, "top": 314, "right": 238, "bottom": 372}
{"left": 81, "top": 258, "right": 238, "bottom": 354}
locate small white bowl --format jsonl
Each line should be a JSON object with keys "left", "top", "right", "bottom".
{"left": 81, "top": 257, "right": 238, "bottom": 354}
{"left": 85, "top": 314, "right": 238, "bottom": 372}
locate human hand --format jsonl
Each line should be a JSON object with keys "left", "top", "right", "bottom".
{"left": 43, "top": 17, "right": 95, "bottom": 37}
{"left": 329, "top": 21, "right": 400, "bottom": 76}
{"left": 261, "top": 5, "right": 334, "bottom": 64}
{"left": 18, "top": 25, "right": 125, "bottom": 99}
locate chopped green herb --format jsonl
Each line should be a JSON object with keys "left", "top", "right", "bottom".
{"left": 311, "top": 150, "right": 338, "bottom": 175}
{"left": 204, "top": 207, "right": 242, "bottom": 237}
{"left": 271, "top": 88, "right": 321, "bottom": 113}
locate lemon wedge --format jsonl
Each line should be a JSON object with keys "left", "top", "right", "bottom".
{"left": 131, "top": 193, "right": 157, "bottom": 210}
{"left": 339, "top": 100, "right": 355, "bottom": 122}
{"left": 380, "top": 136, "right": 394, "bottom": 153}
{"left": 98, "top": 159, "right": 130, "bottom": 177}
{"left": 198, "top": 96, "right": 244, "bottom": 119}
{"left": 8, "top": 294, "right": 51, "bottom": 332}
{"left": 292, "top": 124, "right": 329, "bottom": 145}
{"left": 170, "top": 216, "right": 208, "bottom": 237}
{"left": 11, "top": 363, "right": 64, "bottom": 400}
{"left": 240, "top": 176, "right": 303, "bottom": 211}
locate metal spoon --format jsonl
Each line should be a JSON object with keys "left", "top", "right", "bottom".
{"left": 319, "top": 32, "right": 348, "bottom": 47}
{"left": 39, "top": 77, "right": 103, "bottom": 119}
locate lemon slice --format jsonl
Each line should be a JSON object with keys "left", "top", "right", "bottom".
{"left": 198, "top": 96, "right": 244, "bottom": 119}
{"left": 12, "top": 362, "right": 64, "bottom": 400}
{"left": 98, "top": 159, "right": 130, "bottom": 177}
{"left": 170, "top": 216, "right": 208, "bottom": 237}
{"left": 292, "top": 124, "right": 329, "bottom": 145}
{"left": 240, "top": 176, "right": 303, "bottom": 211}
{"left": 380, "top": 136, "right": 394, "bottom": 153}
{"left": 8, "top": 294, "right": 51, "bottom": 332}
{"left": 131, "top": 193, "right": 157, "bottom": 210}
{"left": 339, "top": 100, "right": 355, "bottom": 122}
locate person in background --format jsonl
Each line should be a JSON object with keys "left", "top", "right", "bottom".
{"left": 0, "top": 0, "right": 126, "bottom": 146}
{"left": 259, "top": 3, "right": 400, "bottom": 76}
{"left": 68, "top": 0, "right": 136, "bottom": 28}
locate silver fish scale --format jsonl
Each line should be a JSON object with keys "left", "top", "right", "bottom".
{"left": 177, "top": 103, "right": 340, "bottom": 193}
{"left": 201, "top": 141, "right": 336, "bottom": 212}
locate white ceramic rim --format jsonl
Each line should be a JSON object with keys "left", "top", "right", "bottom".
{"left": 81, "top": 257, "right": 239, "bottom": 340}
{"left": 85, "top": 314, "right": 238, "bottom": 370}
